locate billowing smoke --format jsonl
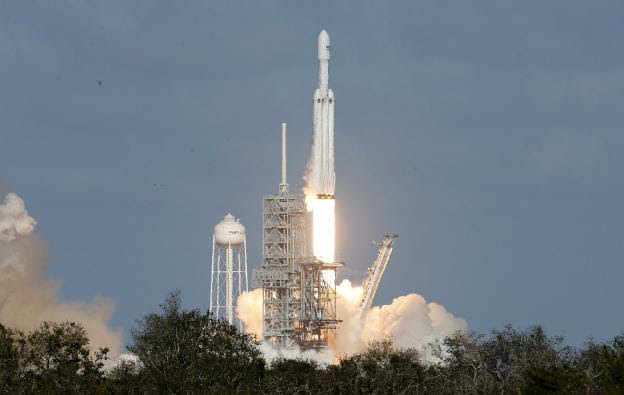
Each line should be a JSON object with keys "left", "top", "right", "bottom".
{"left": 237, "top": 279, "right": 467, "bottom": 363}
{"left": 236, "top": 288, "right": 263, "bottom": 339}
{"left": 0, "top": 193, "right": 36, "bottom": 242}
{"left": 332, "top": 280, "right": 467, "bottom": 359}
{"left": 0, "top": 192, "right": 123, "bottom": 356}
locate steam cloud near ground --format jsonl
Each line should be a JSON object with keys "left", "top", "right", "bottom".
{"left": 237, "top": 279, "right": 468, "bottom": 362}
{"left": 0, "top": 192, "right": 123, "bottom": 356}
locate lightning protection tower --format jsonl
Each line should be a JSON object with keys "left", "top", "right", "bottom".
{"left": 210, "top": 213, "right": 248, "bottom": 330}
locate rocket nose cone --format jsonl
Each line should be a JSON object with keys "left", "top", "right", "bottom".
{"left": 319, "top": 30, "right": 330, "bottom": 43}
{"left": 318, "top": 30, "right": 330, "bottom": 60}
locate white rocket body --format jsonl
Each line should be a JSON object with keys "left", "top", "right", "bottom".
{"left": 311, "top": 30, "right": 335, "bottom": 198}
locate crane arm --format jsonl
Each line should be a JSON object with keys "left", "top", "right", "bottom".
{"left": 359, "top": 234, "right": 398, "bottom": 316}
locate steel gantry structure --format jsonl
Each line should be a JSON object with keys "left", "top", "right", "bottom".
{"left": 252, "top": 123, "right": 341, "bottom": 349}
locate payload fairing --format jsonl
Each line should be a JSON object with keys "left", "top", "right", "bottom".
{"left": 310, "top": 30, "right": 335, "bottom": 199}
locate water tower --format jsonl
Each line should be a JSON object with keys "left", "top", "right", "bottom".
{"left": 210, "top": 213, "right": 248, "bottom": 329}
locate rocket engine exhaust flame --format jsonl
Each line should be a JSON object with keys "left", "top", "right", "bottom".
{"left": 306, "top": 194, "right": 335, "bottom": 264}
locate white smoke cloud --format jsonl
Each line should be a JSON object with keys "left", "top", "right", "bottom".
{"left": 236, "top": 288, "right": 263, "bottom": 339}
{"left": 238, "top": 278, "right": 467, "bottom": 364}
{"left": 333, "top": 279, "right": 468, "bottom": 360}
{"left": 0, "top": 192, "right": 123, "bottom": 356}
{"left": 0, "top": 193, "right": 37, "bottom": 242}
{"left": 258, "top": 343, "right": 335, "bottom": 365}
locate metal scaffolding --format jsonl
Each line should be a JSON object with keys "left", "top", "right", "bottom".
{"left": 253, "top": 193, "right": 306, "bottom": 348}
{"left": 253, "top": 193, "right": 341, "bottom": 349}
{"left": 252, "top": 123, "right": 341, "bottom": 349}
{"left": 298, "top": 260, "right": 341, "bottom": 348}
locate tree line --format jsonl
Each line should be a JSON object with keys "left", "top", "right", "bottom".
{"left": 1, "top": 291, "right": 623, "bottom": 394}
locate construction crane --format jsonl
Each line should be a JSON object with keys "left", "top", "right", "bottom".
{"left": 359, "top": 234, "right": 398, "bottom": 317}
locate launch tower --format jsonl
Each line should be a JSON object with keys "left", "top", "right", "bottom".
{"left": 253, "top": 123, "right": 341, "bottom": 349}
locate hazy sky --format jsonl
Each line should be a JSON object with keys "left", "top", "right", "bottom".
{"left": 1, "top": 1, "right": 623, "bottom": 347}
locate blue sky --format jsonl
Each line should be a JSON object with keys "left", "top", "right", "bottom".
{"left": 1, "top": 1, "right": 623, "bottom": 347}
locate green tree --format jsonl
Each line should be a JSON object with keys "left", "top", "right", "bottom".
{"left": 598, "top": 334, "right": 624, "bottom": 393}
{"left": 429, "top": 325, "right": 585, "bottom": 393}
{"left": 262, "top": 357, "right": 327, "bottom": 394}
{"left": 479, "top": 325, "right": 576, "bottom": 392}
{"left": 104, "top": 358, "right": 145, "bottom": 393}
{"left": 127, "top": 290, "right": 265, "bottom": 393}
{"left": 19, "top": 321, "right": 108, "bottom": 393}
{"left": 0, "top": 323, "right": 21, "bottom": 392}
{"left": 332, "top": 339, "right": 430, "bottom": 394}
{"left": 430, "top": 331, "right": 493, "bottom": 393}
{"left": 524, "top": 364, "right": 588, "bottom": 394}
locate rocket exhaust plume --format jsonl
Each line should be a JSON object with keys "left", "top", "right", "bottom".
{"left": 0, "top": 190, "right": 123, "bottom": 356}
{"left": 307, "top": 195, "right": 335, "bottom": 263}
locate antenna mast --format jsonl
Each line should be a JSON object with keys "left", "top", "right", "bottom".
{"left": 279, "top": 122, "right": 289, "bottom": 195}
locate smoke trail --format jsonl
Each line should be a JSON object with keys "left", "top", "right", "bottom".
{"left": 237, "top": 279, "right": 467, "bottom": 363}
{"left": 0, "top": 192, "right": 123, "bottom": 356}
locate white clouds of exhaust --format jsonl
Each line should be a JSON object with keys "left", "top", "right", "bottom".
{"left": 237, "top": 278, "right": 467, "bottom": 363}
{"left": 0, "top": 192, "right": 123, "bottom": 356}
{"left": 236, "top": 288, "right": 263, "bottom": 339}
{"left": 333, "top": 279, "right": 468, "bottom": 359}
{"left": 0, "top": 193, "right": 37, "bottom": 242}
